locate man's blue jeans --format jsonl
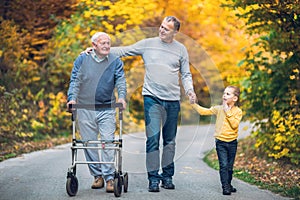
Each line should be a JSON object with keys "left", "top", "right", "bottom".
{"left": 143, "top": 95, "right": 180, "bottom": 182}
{"left": 216, "top": 139, "right": 237, "bottom": 187}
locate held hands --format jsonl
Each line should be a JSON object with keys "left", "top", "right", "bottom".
{"left": 188, "top": 90, "right": 197, "bottom": 104}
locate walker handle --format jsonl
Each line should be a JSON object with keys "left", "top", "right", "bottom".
{"left": 68, "top": 103, "right": 123, "bottom": 110}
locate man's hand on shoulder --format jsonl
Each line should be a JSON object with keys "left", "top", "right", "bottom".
{"left": 80, "top": 47, "right": 93, "bottom": 55}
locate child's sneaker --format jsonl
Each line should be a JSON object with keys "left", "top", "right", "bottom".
{"left": 222, "top": 184, "right": 231, "bottom": 195}
{"left": 230, "top": 185, "right": 237, "bottom": 192}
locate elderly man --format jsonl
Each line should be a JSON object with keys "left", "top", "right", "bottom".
{"left": 67, "top": 32, "right": 127, "bottom": 193}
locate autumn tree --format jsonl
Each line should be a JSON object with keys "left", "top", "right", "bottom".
{"left": 0, "top": 0, "right": 77, "bottom": 91}
{"left": 227, "top": 0, "right": 300, "bottom": 164}
{"left": 0, "top": 0, "right": 77, "bottom": 152}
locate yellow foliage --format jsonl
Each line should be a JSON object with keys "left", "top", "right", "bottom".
{"left": 267, "top": 106, "right": 299, "bottom": 162}
{"left": 32, "top": 77, "right": 41, "bottom": 81}
{"left": 10, "top": 110, "right": 16, "bottom": 116}
{"left": 254, "top": 139, "right": 262, "bottom": 148}
{"left": 84, "top": 11, "right": 91, "bottom": 18}
{"left": 269, "top": 148, "right": 290, "bottom": 159}
{"left": 73, "top": 24, "right": 81, "bottom": 32}
{"left": 273, "top": 145, "right": 281, "bottom": 150}
{"left": 16, "top": 131, "right": 34, "bottom": 138}
{"left": 22, "top": 114, "right": 28, "bottom": 120}
{"left": 90, "top": 30, "right": 97, "bottom": 37}
{"left": 31, "top": 120, "right": 45, "bottom": 130}
{"left": 76, "top": 0, "right": 159, "bottom": 35}
{"left": 293, "top": 68, "right": 299, "bottom": 73}
{"left": 274, "top": 133, "right": 286, "bottom": 143}
{"left": 290, "top": 75, "right": 296, "bottom": 80}
{"left": 31, "top": 39, "right": 48, "bottom": 46}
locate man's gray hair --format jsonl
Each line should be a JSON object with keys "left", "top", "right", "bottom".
{"left": 91, "top": 32, "right": 111, "bottom": 43}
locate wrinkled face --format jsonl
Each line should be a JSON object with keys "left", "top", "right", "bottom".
{"left": 159, "top": 19, "right": 177, "bottom": 43}
{"left": 93, "top": 35, "right": 111, "bottom": 57}
{"left": 223, "top": 87, "right": 238, "bottom": 106}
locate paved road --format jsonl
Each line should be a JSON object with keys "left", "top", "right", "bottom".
{"left": 0, "top": 122, "right": 290, "bottom": 200}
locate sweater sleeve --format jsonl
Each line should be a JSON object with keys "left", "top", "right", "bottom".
{"left": 180, "top": 45, "right": 194, "bottom": 95}
{"left": 114, "top": 58, "right": 127, "bottom": 100}
{"left": 191, "top": 104, "right": 217, "bottom": 115}
{"left": 67, "top": 54, "right": 85, "bottom": 102}
{"left": 110, "top": 39, "right": 146, "bottom": 57}
{"left": 225, "top": 107, "right": 243, "bottom": 130}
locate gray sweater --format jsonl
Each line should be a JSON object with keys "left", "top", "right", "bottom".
{"left": 111, "top": 37, "right": 194, "bottom": 101}
{"left": 67, "top": 53, "right": 126, "bottom": 104}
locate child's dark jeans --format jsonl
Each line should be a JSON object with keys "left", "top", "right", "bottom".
{"left": 215, "top": 139, "right": 237, "bottom": 187}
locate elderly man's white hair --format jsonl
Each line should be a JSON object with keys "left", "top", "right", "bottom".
{"left": 91, "top": 32, "right": 111, "bottom": 43}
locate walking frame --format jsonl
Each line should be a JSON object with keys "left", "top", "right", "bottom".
{"left": 65, "top": 103, "right": 128, "bottom": 197}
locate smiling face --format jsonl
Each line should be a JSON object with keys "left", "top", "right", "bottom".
{"left": 92, "top": 34, "right": 111, "bottom": 58}
{"left": 223, "top": 87, "right": 238, "bottom": 107}
{"left": 159, "top": 18, "right": 178, "bottom": 43}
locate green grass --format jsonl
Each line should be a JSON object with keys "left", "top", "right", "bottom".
{"left": 0, "top": 153, "right": 17, "bottom": 162}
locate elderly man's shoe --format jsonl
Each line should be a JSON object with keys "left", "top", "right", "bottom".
{"left": 91, "top": 176, "right": 104, "bottom": 189}
{"left": 106, "top": 179, "right": 114, "bottom": 193}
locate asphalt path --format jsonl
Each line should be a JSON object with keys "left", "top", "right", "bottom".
{"left": 0, "top": 122, "right": 290, "bottom": 200}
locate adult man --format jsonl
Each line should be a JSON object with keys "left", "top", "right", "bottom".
{"left": 67, "top": 32, "right": 127, "bottom": 193}
{"left": 110, "top": 16, "right": 197, "bottom": 192}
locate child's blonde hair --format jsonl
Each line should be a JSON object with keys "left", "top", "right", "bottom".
{"left": 227, "top": 85, "right": 240, "bottom": 106}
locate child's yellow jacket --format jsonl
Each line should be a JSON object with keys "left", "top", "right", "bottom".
{"left": 192, "top": 104, "right": 243, "bottom": 142}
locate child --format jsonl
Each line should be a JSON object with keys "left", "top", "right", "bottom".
{"left": 191, "top": 86, "right": 242, "bottom": 195}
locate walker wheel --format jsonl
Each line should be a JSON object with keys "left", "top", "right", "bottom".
{"left": 66, "top": 173, "right": 78, "bottom": 196}
{"left": 114, "top": 175, "right": 122, "bottom": 197}
{"left": 123, "top": 172, "right": 128, "bottom": 193}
